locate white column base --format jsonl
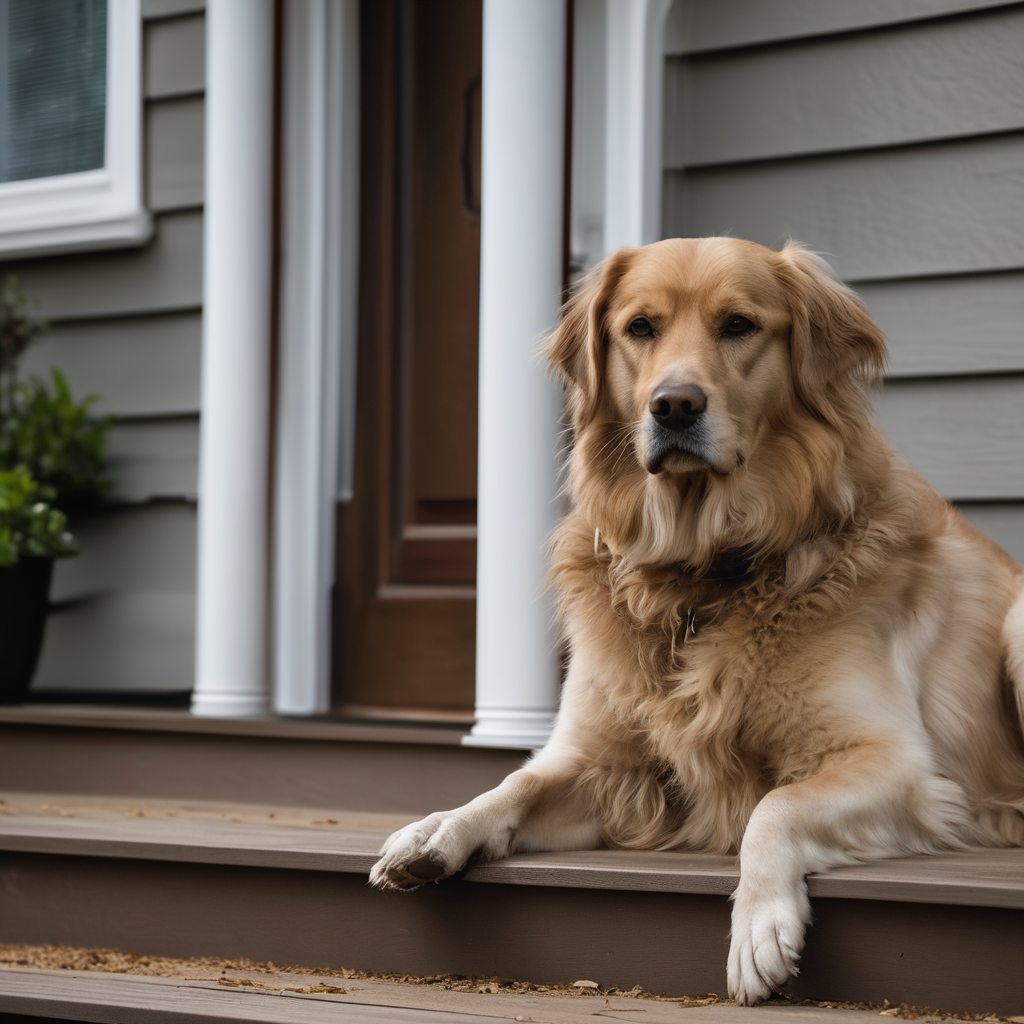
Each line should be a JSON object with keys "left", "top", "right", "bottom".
{"left": 190, "top": 691, "right": 269, "bottom": 718}
{"left": 461, "top": 708, "right": 555, "bottom": 750}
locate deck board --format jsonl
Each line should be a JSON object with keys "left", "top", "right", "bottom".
{"left": 0, "top": 813, "right": 384, "bottom": 874}
{"left": 0, "top": 966, "right": 886, "bottom": 1024}
{"left": 1, "top": 804, "right": 1021, "bottom": 909}
{"left": 0, "top": 705, "right": 473, "bottom": 746}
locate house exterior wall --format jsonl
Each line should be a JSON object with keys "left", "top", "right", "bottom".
{"left": 662, "top": 0, "right": 1024, "bottom": 561}
{"left": 1, "top": 0, "right": 206, "bottom": 694}
{"left": 1, "top": 0, "right": 1020, "bottom": 699}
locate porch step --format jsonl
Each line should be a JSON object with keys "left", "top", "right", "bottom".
{"left": 1, "top": 801, "right": 1023, "bottom": 1016}
{"left": 0, "top": 965, "right": 882, "bottom": 1024}
{"left": 2, "top": 803, "right": 1023, "bottom": 908}
{"left": 0, "top": 706, "right": 527, "bottom": 813}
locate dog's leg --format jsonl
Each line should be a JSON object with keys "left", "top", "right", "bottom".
{"left": 369, "top": 747, "right": 601, "bottom": 890}
{"left": 1004, "top": 582, "right": 1024, "bottom": 732}
{"left": 727, "top": 742, "right": 969, "bottom": 1005}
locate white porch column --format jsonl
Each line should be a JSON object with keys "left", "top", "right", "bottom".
{"left": 603, "top": 0, "right": 673, "bottom": 251}
{"left": 191, "top": 0, "right": 275, "bottom": 717}
{"left": 464, "top": 0, "right": 567, "bottom": 750}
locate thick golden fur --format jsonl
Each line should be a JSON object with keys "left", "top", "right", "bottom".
{"left": 372, "top": 238, "right": 1024, "bottom": 1004}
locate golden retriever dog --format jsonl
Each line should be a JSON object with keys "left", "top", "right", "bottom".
{"left": 371, "top": 237, "right": 1024, "bottom": 1004}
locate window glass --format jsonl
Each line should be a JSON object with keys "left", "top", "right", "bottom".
{"left": 0, "top": 0, "right": 107, "bottom": 184}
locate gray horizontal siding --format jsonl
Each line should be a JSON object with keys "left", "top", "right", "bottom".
{"left": 876, "top": 376, "right": 1024, "bottom": 500}
{"left": 857, "top": 272, "right": 1024, "bottom": 378}
{"left": 664, "top": 6, "right": 1024, "bottom": 167}
{"left": 147, "top": 97, "right": 204, "bottom": 211}
{"left": 20, "top": 312, "right": 201, "bottom": 418}
{"left": 956, "top": 502, "right": 1024, "bottom": 563}
{"left": 49, "top": 503, "right": 197, "bottom": 599}
{"left": 142, "top": 0, "right": 204, "bottom": 19}
{"left": 665, "top": 133, "right": 1024, "bottom": 281}
{"left": 0, "top": 210, "right": 202, "bottom": 319}
{"left": 662, "top": 0, "right": 1024, "bottom": 549}
{"left": 664, "top": 0, "right": 1016, "bottom": 54}
{"left": 145, "top": 14, "right": 205, "bottom": 98}
{"left": 32, "top": 591, "right": 197, "bottom": 692}
{"left": 17, "top": 4, "right": 207, "bottom": 693}
{"left": 106, "top": 418, "right": 200, "bottom": 503}
{"left": 34, "top": 504, "right": 197, "bottom": 693}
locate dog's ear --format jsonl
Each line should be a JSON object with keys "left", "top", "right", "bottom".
{"left": 776, "top": 242, "right": 888, "bottom": 425}
{"left": 544, "top": 248, "right": 636, "bottom": 422}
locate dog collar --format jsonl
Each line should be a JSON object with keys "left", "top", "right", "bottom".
{"left": 594, "top": 529, "right": 757, "bottom": 584}
{"left": 700, "top": 545, "right": 758, "bottom": 583}
{"left": 680, "top": 547, "right": 757, "bottom": 642}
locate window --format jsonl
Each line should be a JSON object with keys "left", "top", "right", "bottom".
{"left": 0, "top": 0, "right": 150, "bottom": 258}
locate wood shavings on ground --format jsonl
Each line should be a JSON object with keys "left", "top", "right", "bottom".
{"left": 0, "top": 791, "right": 417, "bottom": 834}
{"left": 0, "top": 943, "right": 1013, "bottom": 1020}
{"left": 217, "top": 977, "right": 350, "bottom": 995}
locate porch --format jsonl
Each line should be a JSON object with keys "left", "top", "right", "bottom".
{"left": 2, "top": 706, "right": 1022, "bottom": 1016}
{"left": 2, "top": 0, "right": 1024, "bottom": 1019}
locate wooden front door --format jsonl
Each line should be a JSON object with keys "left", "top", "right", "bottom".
{"left": 333, "top": 0, "right": 483, "bottom": 719}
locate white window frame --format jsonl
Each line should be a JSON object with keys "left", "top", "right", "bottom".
{"left": 0, "top": 0, "right": 152, "bottom": 259}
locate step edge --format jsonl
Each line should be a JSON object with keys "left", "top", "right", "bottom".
{"left": 465, "top": 861, "right": 739, "bottom": 896}
{"left": 0, "top": 706, "right": 476, "bottom": 747}
{"left": 464, "top": 861, "right": 1024, "bottom": 909}
{"left": 0, "top": 969, "right": 509, "bottom": 1024}
{"left": 0, "top": 833, "right": 380, "bottom": 875}
{"left": 0, "top": 994, "right": 245, "bottom": 1024}
{"left": 3, "top": 827, "right": 1022, "bottom": 910}
{"left": 805, "top": 872, "right": 1024, "bottom": 909}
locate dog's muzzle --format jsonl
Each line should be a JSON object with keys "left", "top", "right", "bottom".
{"left": 644, "top": 383, "right": 712, "bottom": 473}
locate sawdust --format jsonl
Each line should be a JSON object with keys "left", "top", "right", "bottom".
{"left": 0, "top": 791, "right": 417, "bottom": 834}
{"left": 0, "top": 943, "right": 1014, "bottom": 1020}
{"left": 217, "top": 977, "right": 350, "bottom": 995}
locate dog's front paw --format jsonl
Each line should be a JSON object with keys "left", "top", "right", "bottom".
{"left": 369, "top": 811, "right": 473, "bottom": 890}
{"left": 727, "top": 880, "right": 809, "bottom": 1005}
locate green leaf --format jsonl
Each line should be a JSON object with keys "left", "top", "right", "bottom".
{"left": 0, "top": 368, "right": 111, "bottom": 512}
{"left": 0, "top": 466, "right": 76, "bottom": 566}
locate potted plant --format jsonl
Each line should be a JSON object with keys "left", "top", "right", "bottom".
{"left": 0, "top": 277, "right": 110, "bottom": 702}
{"left": 0, "top": 467, "right": 77, "bottom": 701}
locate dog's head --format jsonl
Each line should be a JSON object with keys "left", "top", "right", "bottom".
{"left": 546, "top": 237, "right": 888, "bottom": 565}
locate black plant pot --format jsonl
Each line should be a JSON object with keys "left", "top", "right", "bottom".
{"left": 0, "top": 556, "right": 54, "bottom": 704}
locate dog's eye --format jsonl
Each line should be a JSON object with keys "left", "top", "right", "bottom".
{"left": 723, "top": 315, "right": 755, "bottom": 336}
{"left": 628, "top": 317, "right": 653, "bottom": 337}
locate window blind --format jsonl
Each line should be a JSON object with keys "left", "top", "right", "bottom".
{"left": 0, "top": 0, "right": 107, "bottom": 184}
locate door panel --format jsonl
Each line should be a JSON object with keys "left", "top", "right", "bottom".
{"left": 333, "top": 0, "right": 482, "bottom": 718}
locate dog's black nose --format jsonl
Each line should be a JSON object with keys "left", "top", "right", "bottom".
{"left": 648, "top": 384, "right": 707, "bottom": 431}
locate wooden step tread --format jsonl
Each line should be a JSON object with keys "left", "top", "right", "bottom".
{"left": 0, "top": 811, "right": 385, "bottom": 873}
{"left": 0, "top": 966, "right": 882, "bottom": 1024}
{"left": 2, "top": 808, "right": 1022, "bottom": 909}
{"left": 477, "top": 847, "right": 1024, "bottom": 907}
{"left": 0, "top": 704, "right": 475, "bottom": 746}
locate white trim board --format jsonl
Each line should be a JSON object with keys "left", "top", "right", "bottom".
{"left": 570, "top": 0, "right": 671, "bottom": 275}
{"left": 272, "top": 0, "right": 360, "bottom": 716}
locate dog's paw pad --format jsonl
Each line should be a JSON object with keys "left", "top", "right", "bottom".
{"left": 404, "top": 854, "right": 447, "bottom": 881}
{"left": 369, "top": 813, "right": 466, "bottom": 890}
{"left": 369, "top": 857, "right": 442, "bottom": 891}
